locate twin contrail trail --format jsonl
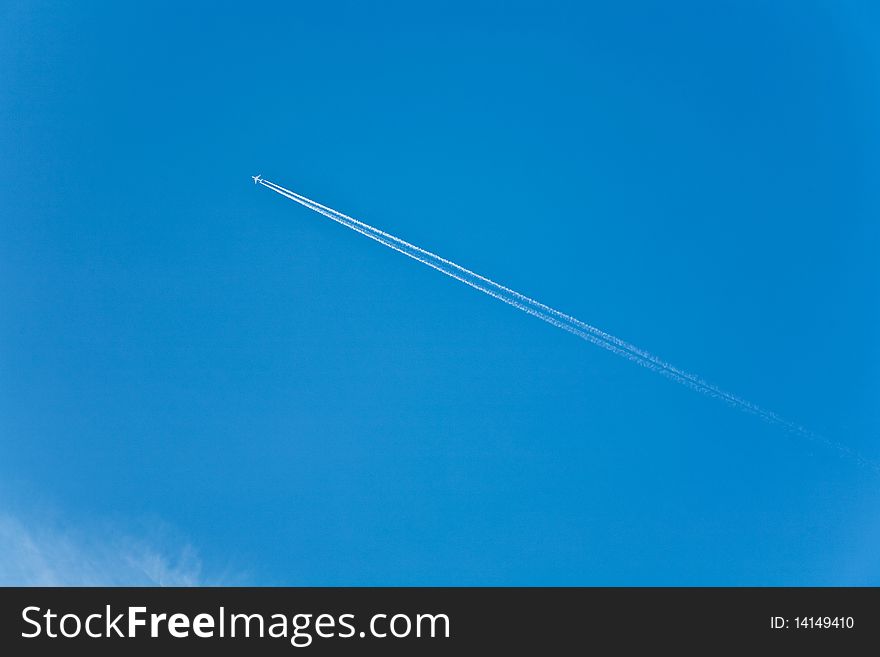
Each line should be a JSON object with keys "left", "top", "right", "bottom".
{"left": 255, "top": 175, "right": 867, "bottom": 466}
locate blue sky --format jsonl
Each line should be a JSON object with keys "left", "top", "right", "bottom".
{"left": 1, "top": 0, "right": 878, "bottom": 585}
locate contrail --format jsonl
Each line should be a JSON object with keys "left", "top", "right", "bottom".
{"left": 255, "top": 176, "right": 869, "bottom": 466}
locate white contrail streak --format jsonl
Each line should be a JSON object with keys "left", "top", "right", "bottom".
{"left": 255, "top": 176, "right": 869, "bottom": 467}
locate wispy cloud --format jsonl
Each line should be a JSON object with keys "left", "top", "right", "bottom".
{"left": 0, "top": 513, "right": 223, "bottom": 586}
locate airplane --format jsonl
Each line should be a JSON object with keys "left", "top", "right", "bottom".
{"left": 252, "top": 174, "right": 262, "bottom": 184}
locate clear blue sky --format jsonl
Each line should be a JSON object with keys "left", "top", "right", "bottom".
{"left": 1, "top": 1, "right": 878, "bottom": 585}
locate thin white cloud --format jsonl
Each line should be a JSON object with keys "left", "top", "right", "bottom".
{"left": 0, "top": 513, "right": 220, "bottom": 586}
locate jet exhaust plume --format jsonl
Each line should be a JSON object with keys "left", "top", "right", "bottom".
{"left": 254, "top": 176, "right": 870, "bottom": 468}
